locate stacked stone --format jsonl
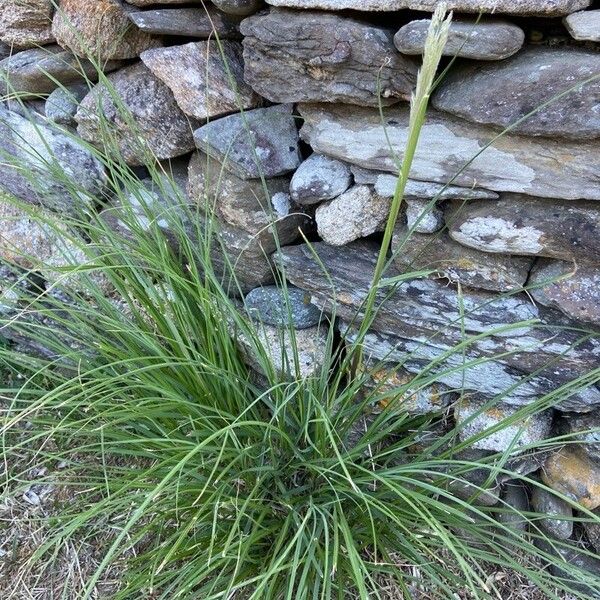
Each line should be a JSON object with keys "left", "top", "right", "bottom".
{"left": 1, "top": 0, "right": 600, "bottom": 580}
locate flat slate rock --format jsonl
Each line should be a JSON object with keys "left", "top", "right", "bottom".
{"left": 0, "top": 105, "right": 106, "bottom": 214}
{"left": 529, "top": 260, "right": 600, "bottom": 327}
{"left": 127, "top": 7, "right": 239, "bottom": 38}
{"left": 290, "top": 154, "right": 352, "bottom": 205}
{"left": 395, "top": 18, "right": 524, "bottom": 60}
{"left": 275, "top": 241, "right": 600, "bottom": 411}
{"left": 76, "top": 63, "right": 198, "bottom": 166}
{"left": 433, "top": 46, "right": 600, "bottom": 141}
{"left": 265, "top": 0, "right": 592, "bottom": 16}
{"left": 245, "top": 285, "right": 322, "bottom": 329}
{"left": 241, "top": 10, "right": 417, "bottom": 107}
{"left": 0, "top": 46, "right": 120, "bottom": 97}
{"left": 298, "top": 103, "right": 600, "bottom": 200}
{"left": 141, "top": 41, "right": 260, "bottom": 121}
{"left": 212, "top": 0, "right": 262, "bottom": 15}
{"left": 447, "top": 196, "right": 600, "bottom": 264}
{"left": 392, "top": 224, "right": 533, "bottom": 292}
{"left": 564, "top": 9, "right": 600, "bottom": 41}
{"left": 52, "top": 0, "right": 160, "bottom": 60}
{"left": 0, "top": 0, "right": 55, "bottom": 49}
{"left": 193, "top": 104, "right": 301, "bottom": 180}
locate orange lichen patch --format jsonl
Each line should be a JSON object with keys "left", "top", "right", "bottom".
{"left": 542, "top": 448, "right": 600, "bottom": 510}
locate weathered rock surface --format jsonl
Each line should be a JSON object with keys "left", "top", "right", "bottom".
{"left": 392, "top": 225, "right": 533, "bottom": 292}
{"left": 0, "top": 105, "right": 106, "bottom": 214}
{"left": 236, "top": 322, "right": 328, "bottom": 379}
{"left": 298, "top": 103, "right": 600, "bottom": 200}
{"left": 187, "top": 152, "right": 305, "bottom": 250}
{"left": 497, "top": 483, "right": 529, "bottom": 532}
{"left": 45, "top": 84, "right": 88, "bottom": 126}
{"left": 0, "top": 46, "right": 119, "bottom": 98}
{"left": 433, "top": 46, "right": 600, "bottom": 141}
{"left": 76, "top": 63, "right": 198, "bottom": 166}
{"left": 531, "top": 487, "right": 574, "bottom": 539}
{"left": 394, "top": 19, "right": 524, "bottom": 60}
{"left": 126, "top": 0, "right": 205, "bottom": 5}
{"left": 529, "top": 260, "right": 600, "bottom": 327}
{"left": 193, "top": 104, "right": 300, "bottom": 179}
{"left": 141, "top": 41, "right": 259, "bottom": 121}
{"left": 52, "top": 0, "right": 160, "bottom": 60}
{"left": 128, "top": 7, "right": 239, "bottom": 38}
{"left": 582, "top": 509, "right": 600, "bottom": 552}
{"left": 245, "top": 285, "right": 322, "bottom": 329}
{"left": 454, "top": 397, "right": 552, "bottom": 452}
{"left": 404, "top": 199, "right": 444, "bottom": 234}
{"left": 290, "top": 154, "right": 352, "bottom": 206}
{"left": 277, "top": 241, "right": 600, "bottom": 411}
{"left": 212, "top": 0, "right": 263, "bottom": 15}
{"left": 264, "top": 0, "right": 591, "bottom": 15}
{"left": 241, "top": 10, "right": 417, "bottom": 106}
{"left": 542, "top": 448, "right": 600, "bottom": 510}
{"left": 564, "top": 9, "right": 600, "bottom": 41}
{"left": 315, "top": 185, "right": 389, "bottom": 246}
{"left": 0, "top": 43, "right": 10, "bottom": 61}
{"left": 447, "top": 196, "right": 600, "bottom": 264}
{"left": 562, "top": 410, "right": 600, "bottom": 465}
{"left": 0, "top": 0, "right": 54, "bottom": 49}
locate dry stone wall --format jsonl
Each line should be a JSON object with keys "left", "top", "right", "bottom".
{"left": 1, "top": 0, "right": 600, "bottom": 573}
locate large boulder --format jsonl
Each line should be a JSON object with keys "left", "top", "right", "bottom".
{"left": 240, "top": 10, "right": 417, "bottom": 106}
{"left": 432, "top": 46, "right": 600, "bottom": 141}
{"left": 298, "top": 103, "right": 600, "bottom": 200}
{"left": 0, "top": 0, "right": 54, "bottom": 49}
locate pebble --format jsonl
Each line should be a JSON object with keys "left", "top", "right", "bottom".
{"left": 564, "top": 9, "right": 600, "bottom": 41}
{"left": 290, "top": 154, "right": 352, "bottom": 206}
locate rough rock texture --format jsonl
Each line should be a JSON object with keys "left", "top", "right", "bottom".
{"left": 126, "top": 0, "right": 205, "bottom": 5}
{"left": 447, "top": 196, "right": 600, "bottom": 264}
{"left": 542, "top": 448, "right": 600, "bottom": 510}
{"left": 529, "top": 260, "right": 600, "bottom": 327}
{"left": 277, "top": 242, "right": 600, "bottom": 411}
{"left": 564, "top": 9, "right": 600, "bottom": 41}
{"left": 141, "top": 41, "right": 260, "bottom": 121}
{"left": 583, "top": 509, "right": 600, "bottom": 552}
{"left": 433, "top": 46, "right": 600, "bottom": 141}
{"left": 562, "top": 410, "right": 600, "bottom": 465}
{"left": 315, "top": 185, "right": 389, "bottom": 246}
{"left": 497, "top": 483, "right": 529, "bottom": 532}
{"left": 264, "top": 0, "right": 592, "bottom": 15}
{"left": 0, "top": 106, "right": 106, "bottom": 214}
{"left": 394, "top": 18, "right": 524, "bottom": 60}
{"left": 0, "top": 46, "right": 120, "bottom": 98}
{"left": 0, "top": 0, "right": 55, "bottom": 49}
{"left": 193, "top": 104, "right": 301, "bottom": 179}
{"left": 212, "top": 0, "right": 263, "bottom": 15}
{"left": 245, "top": 285, "right": 322, "bottom": 329}
{"left": 454, "top": 397, "right": 552, "bottom": 452}
{"left": 290, "top": 154, "right": 352, "bottom": 205}
{"left": 127, "top": 7, "right": 239, "bottom": 38}
{"left": 531, "top": 487, "right": 574, "bottom": 539}
{"left": 45, "top": 84, "right": 88, "bottom": 126}
{"left": 0, "top": 43, "right": 10, "bottom": 61}
{"left": 392, "top": 225, "right": 533, "bottom": 292}
{"left": 298, "top": 104, "right": 600, "bottom": 200}
{"left": 52, "top": 0, "right": 160, "bottom": 60}
{"left": 76, "top": 63, "right": 198, "bottom": 166}
{"left": 241, "top": 10, "right": 418, "bottom": 106}
{"left": 404, "top": 198, "right": 444, "bottom": 233}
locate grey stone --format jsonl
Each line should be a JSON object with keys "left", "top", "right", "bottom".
{"left": 582, "top": 509, "right": 600, "bottom": 552}
{"left": 562, "top": 410, "right": 600, "bottom": 465}
{"left": 193, "top": 104, "right": 301, "bottom": 180}
{"left": 45, "top": 84, "right": 88, "bottom": 126}
{"left": 392, "top": 224, "right": 533, "bottom": 292}
{"left": 433, "top": 46, "right": 600, "bottom": 141}
{"left": 529, "top": 260, "right": 600, "bottom": 327}
{"left": 241, "top": 10, "right": 417, "bottom": 107}
{"left": 212, "top": 0, "right": 262, "bottom": 15}
{"left": 76, "top": 63, "right": 199, "bottom": 166}
{"left": 531, "top": 487, "right": 574, "bottom": 540}
{"left": 0, "top": 0, "right": 54, "bottom": 49}
{"left": 127, "top": 7, "right": 239, "bottom": 38}
{"left": 454, "top": 397, "right": 553, "bottom": 452}
{"left": 394, "top": 18, "right": 524, "bottom": 61}
{"left": 244, "top": 285, "right": 322, "bottom": 329}
{"left": 315, "top": 185, "right": 389, "bottom": 246}
{"left": 265, "top": 0, "right": 591, "bottom": 15}
{"left": 564, "top": 9, "right": 600, "bottom": 41}
{"left": 404, "top": 198, "right": 444, "bottom": 233}
{"left": 0, "top": 42, "right": 11, "bottom": 61}
{"left": 447, "top": 196, "right": 600, "bottom": 264}
{"left": 298, "top": 103, "right": 600, "bottom": 200}
{"left": 290, "top": 154, "right": 352, "bottom": 206}
{"left": 0, "top": 105, "right": 106, "bottom": 214}
{"left": 276, "top": 241, "right": 600, "bottom": 411}
{"left": 52, "top": 0, "right": 160, "bottom": 60}
{"left": 0, "top": 46, "right": 120, "bottom": 98}
{"left": 141, "top": 41, "right": 260, "bottom": 121}
{"left": 126, "top": 0, "right": 205, "bottom": 5}
{"left": 496, "top": 483, "right": 529, "bottom": 533}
